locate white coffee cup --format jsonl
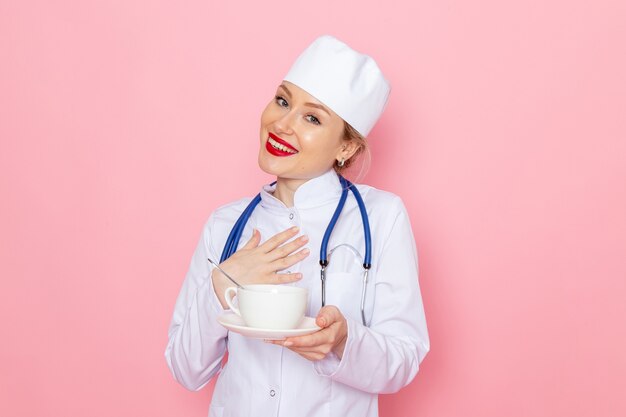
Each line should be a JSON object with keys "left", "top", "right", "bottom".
{"left": 224, "top": 284, "right": 307, "bottom": 329}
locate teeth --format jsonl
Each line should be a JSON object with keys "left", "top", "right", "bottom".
{"left": 268, "top": 137, "right": 297, "bottom": 154}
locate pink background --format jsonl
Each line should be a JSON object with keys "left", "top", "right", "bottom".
{"left": 1, "top": 1, "right": 625, "bottom": 416}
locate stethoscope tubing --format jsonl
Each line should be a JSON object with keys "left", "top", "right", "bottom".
{"left": 220, "top": 189, "right": 268, "bottom": 262}
{"left": 218, "top": 174, "right": 372, "bottom": 326}
{"left": 319, "top": 176, "right": 350, "bottom": 267}
{"left": 344, "top": 177, "right": 372, "bottom": 268}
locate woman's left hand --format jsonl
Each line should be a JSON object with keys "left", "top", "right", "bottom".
{"left": 266, "top": 306, "right": 348, "bottom": 361}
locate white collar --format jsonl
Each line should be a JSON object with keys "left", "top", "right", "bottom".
{"left": 260, "top": 169, "right": 343, "bottom": 210}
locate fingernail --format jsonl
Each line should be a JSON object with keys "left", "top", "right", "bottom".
{"left": 302, "top": 248, "right": 310, "bottom": 255}
{"left": 283, "top": 341, "right": 293, "bottom": 347}
{"left": 291, "top": 226, "right": 299, "bottom": 232}
{"left": 319, "top": 318, "right": 326, "bottom": 326}
{"left": 300, "top": 235, "right": 309, "bottom": 242}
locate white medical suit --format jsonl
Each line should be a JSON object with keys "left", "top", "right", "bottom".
{"left": 165, "top": 169, "right": 429, "bottom": 417}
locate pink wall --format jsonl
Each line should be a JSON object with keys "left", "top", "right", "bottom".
{"left": 1, "top": 1, "right": 625, "bottom": 416}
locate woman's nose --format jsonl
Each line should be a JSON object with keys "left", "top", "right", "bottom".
{"left": 273, "top": 110, "right": 295, "bottom": 136}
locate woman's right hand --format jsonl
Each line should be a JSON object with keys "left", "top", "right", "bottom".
{"left": 211, "top": 226, "right": 310, "bottom": 308}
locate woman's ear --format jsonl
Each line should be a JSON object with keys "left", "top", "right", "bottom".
{"left": 336, "top": 140, "right": 361, "bottom": 164}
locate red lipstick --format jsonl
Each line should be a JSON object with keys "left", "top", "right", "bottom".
{"left": 266, "top": 133, "right": 299, "bottom": 157}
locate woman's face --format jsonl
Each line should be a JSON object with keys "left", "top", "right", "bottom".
{"left": 258, "top": 81, "right": 347, "bottom": 181}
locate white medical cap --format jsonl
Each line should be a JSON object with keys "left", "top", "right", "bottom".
{"left": 283, "top": 35, "right": 391, "bottom": 137}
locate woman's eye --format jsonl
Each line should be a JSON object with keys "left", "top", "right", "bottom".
{"left": 306, "top": 115, "right": 321, "bottom": 125}
{"left": 275, "top": 96, "right": 288, "bottom": 107}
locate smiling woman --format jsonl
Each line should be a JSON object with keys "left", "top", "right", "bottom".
{"left": 261, "top": 82, "right": 367, "bottom": 176}
{"left": 258, "top": 81, "right": 358, "bottom": 198}
{"left": 165, "top": 35, "right": 429, "bottom": 417}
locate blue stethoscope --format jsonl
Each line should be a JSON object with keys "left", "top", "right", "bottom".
{"left": 219, "top": 174, "right": 372, "bottom": 326}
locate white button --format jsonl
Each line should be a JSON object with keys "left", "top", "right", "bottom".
{"left": 289, "top": 213, "right": 294, "bottom": 220}
{"left": 270, "top": 389, "right": 276, "bottom": 397}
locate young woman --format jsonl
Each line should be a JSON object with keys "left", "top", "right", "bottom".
{"left": 165, "top": 35, "right": 429, "bottom": 417}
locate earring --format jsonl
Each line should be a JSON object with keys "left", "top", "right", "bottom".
{"left": 337, "top": 158, "right": 345, "bottom": 167}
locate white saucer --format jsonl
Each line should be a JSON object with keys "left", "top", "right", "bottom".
{"left": 217, "top": 313, "right": 321, "bottom": 340}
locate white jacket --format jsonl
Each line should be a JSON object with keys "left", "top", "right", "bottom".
{"left": 165, "top": 169, "right": 429, "bottom": 417}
